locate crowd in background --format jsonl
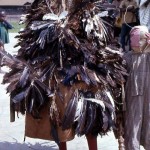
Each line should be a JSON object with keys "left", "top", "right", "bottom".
{"left": 107, "top": 0, "right": 150, "bottom": 150}
{"left": 105, "top": 0, "right": 150, "bottom": 52}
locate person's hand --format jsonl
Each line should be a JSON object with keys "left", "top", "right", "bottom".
{"left": 0, "top": 17, "right": 3, "bottom": 22}
{"left": 0, "top": 16, "right": 5, "bottom": 22}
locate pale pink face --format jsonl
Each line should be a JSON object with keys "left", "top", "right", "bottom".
{"left": 130, "top": 32, "right": 140, "bottom": 49}
{"left": 130, "top": 26, "right": 149, "bottom": 51}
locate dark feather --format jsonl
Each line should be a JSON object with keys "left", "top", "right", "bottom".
{"left": 75, "top": 97, "right": 87, "bottom": 136}
{"left": 34, "top": 79, "right": 54, "bottom": 97}
{"left": 40, "top": 63, "right": 56, "bottom": 82}
{"left": 84, "top": 102, "right": 96, "bottom": 134}
{"left": 25, "top": 86, "right": 32, "bottom": 113}
{"left": 85, "top": 69, "right": 100, "bottom": 86}
{"left": 12, "top": 90, "right": 26, "bottom": 103}
{"left": 50, "top": 123, "right": 60, "bottom": 146}
{"left": 29, "top": 86, "right": 35, "bottom": 113}
{"left": 62, "top": 89, "right": 78, "bottom": 130}
{"left": 79, "top": 66, "right": 91, "bottom": 85}
{"left": 18, "top": 67, "right": 30, "bottom": 88}
{"left": 6, "top": 81, "right": 18, "bottom": 93}
{"left": 3, "top": 71, "right": 21, "bottom": 85}
{"left": 33, "top": 82, "right": 45, "bottom": 107}
{"left": 102, "top": 110, "right": 109, "bottom": 131}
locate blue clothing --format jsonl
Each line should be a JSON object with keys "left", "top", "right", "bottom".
{"left": 0, "top": 20, "right": 13, "bottom": 44}
{"left": 120, "top": 23, "right": 137, "bottom": 51}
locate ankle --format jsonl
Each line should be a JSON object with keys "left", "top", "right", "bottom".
{"left": 59, "top": 142, "right": 67, "bottom": 150}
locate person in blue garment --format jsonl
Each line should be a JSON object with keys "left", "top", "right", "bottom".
{"left": 0, "top": 11, "right": 13, "bottom": 73}
{"left": 0, "top": 11, "right": 13, "bottom": 44}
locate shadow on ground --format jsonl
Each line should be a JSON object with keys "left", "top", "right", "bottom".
{"left": 0, "top": 141, "right": 58, "bottom": 150}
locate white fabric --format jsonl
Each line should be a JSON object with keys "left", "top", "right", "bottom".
{"left": 124, "top": 52, "right": 150, "bottom": 150}
{"left": 139, "top": 0, "right": 150, "bottom": 31}
{"left": 124, "top": 26, "right": 150, "bottom": 150}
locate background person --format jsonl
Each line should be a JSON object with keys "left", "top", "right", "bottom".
{"left": 0, "top": 11, "right": 13, "bottom": 45}
{"left": 124, "top": 25, "right": 150, "bottom": 150}
{"left": 139, "top": 0, "right": 150, "bottom": 31}
{"left": 119, "top": 0, "right": 138, "bottom": 52}
{"left": 112, "top": 0, "right": 122, "bottom": 7}
{"left": 0, "top": 11, "right": 13, "bottom": 73}
{"left": 112, "top": 0, "right": 123, "bottom": 39}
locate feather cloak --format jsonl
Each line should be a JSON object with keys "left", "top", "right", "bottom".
{"left": 0, "top": 0, "right": 127, "bottom": 143}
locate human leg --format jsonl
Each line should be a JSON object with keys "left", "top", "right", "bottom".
{"left": 114, "top": 27, "right": 121, "bottom": 39}
{"left": 59, "top": 142, "right": 67, "bottom": 150}
{"left": 120, "top": 23, "right": 128, "bottom": 51}
{"left": 86, "top": 134, "right": 97, "bottom": 150}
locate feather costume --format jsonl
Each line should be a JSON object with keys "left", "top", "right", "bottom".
{"left": 0, "top": 0, "right": 127, "bottom": 145}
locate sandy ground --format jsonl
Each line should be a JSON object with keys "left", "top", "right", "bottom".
{"left": 0, "top": 33, "right": 144, "bottom": 150}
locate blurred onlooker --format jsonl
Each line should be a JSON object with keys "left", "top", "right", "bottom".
{"left": 139, "top": 0, "right": 150, "bottom": 31}
{"left": 124, "top": 25, "right": 150, "bottom": 150}
{"left": 0, "top": 11, "right": 13, "bottom": 45}
{"left": 107, "top": 0, "right": 113, "bottom": 3}
{"left": 119, "top": 0, "right": 138, "bottom": 52}
{"left": 112, "top": 0, "right": 122, "bottom": 7}
{"left": 0, "top": 11, "right": 13, "bottom": 73}
{"left": 113, "top": 0, "right": 122, "bottom": 38}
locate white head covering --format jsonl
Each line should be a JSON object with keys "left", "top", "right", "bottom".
{"left": 130, "top": 25, "right": 150, "bottom": 52}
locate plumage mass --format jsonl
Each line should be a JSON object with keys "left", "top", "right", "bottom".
{"left": 0, "top": 0, "right": 127, "bottom": 143}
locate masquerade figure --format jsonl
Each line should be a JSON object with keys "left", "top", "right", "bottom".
{"left": 124, "top": 25, "right": 150, "bottom": 150}
{"left": 0, "top": 0, "right": 127, "bottom": 150}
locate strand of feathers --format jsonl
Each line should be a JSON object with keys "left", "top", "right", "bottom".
{"left": 0, "top": 0, "right": 127, "bottom": 144}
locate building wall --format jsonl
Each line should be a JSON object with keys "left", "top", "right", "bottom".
{"left": 0, "top": 0, "right": 34, "bottom": 22}
{"left": 0, "top": 0, "right": 34, "bottom": 6}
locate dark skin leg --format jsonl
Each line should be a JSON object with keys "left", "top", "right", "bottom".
{"left": 59, "top": 142, "right": 67, "bottom": 150}
{"left": 59, "top": 135, "right": 97, "bottom": 150}
{"left": 86, "top": 134, "right": 98, "bottom": 150}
